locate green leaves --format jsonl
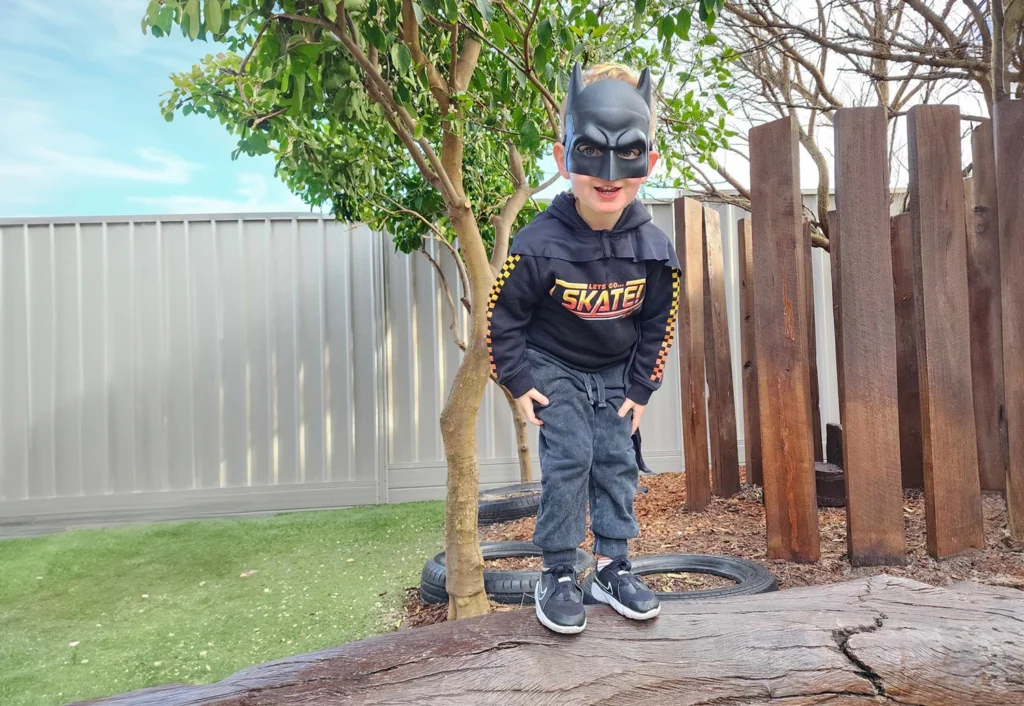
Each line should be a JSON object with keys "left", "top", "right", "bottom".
{"left": 205, "top": 0, "right": 224, "bottom": 34}
{"left": 392, "top": 43, "right": 413, "bottom": 74}
{"left": 474, "top": 0, "right": 494, "bottom": 23}
{"left": 184, "top": 0, "right": 201, "bottom": 40}
{"left": 143, "top": 0, "right": 735, "bottom": 263}
{"left": 537, "top": 18, "right": 552, "bottom": 46}
{"left": 520, "top": 120, "right": 540, "bottom": 151}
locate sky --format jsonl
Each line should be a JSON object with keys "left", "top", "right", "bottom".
{"left": 0, "top": 0, "right": 315, "bottom": 219}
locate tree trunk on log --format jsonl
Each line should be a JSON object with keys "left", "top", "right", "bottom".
{"left": 438, "top": 204, "right": 494, "bottom": 621}
{"left": 82, "top": 575, "right": 1024, "bottom": 706}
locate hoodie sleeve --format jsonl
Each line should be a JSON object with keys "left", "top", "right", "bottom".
{"left": 487, "top": 253, "right": 549, "bottom": 398}
{"left": 626, "top": 260, "right": 681, "bottom": 405}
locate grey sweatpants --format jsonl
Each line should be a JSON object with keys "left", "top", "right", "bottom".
{"left": 526, "top": 348, "right": 640, "bottom": 567}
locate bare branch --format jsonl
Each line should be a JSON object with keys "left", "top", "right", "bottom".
{"left": 421, "top": 247, "right": 467, "bottom": 351}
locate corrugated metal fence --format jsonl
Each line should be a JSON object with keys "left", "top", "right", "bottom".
{"left": 0, "top": 199, "right": 839, "bottom": 536}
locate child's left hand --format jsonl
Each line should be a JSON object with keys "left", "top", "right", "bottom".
{"left": 617, "top": 398, "right": 645, "bottom": 434}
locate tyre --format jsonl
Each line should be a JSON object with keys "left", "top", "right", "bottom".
{"left": 478, "top": 482, "right": 542, "bottom": 524}
{"left": 580, "top": 553, "right": 777, "bottom": 603}
{"left": 419, "top": 540, "right": 596, "bottom": 605}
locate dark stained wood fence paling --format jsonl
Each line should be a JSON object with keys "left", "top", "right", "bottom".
{"left": 907, "top": 105, "right": 985, "bottom": 558}
{"left": 738, "top": 218, "right": 763, "bottom": 486}
{"left": 995, "top": 100, "right": 1024, "bottom": 541}
{"left": 828, "top": 211, "right": 844, "bottom": 419}
{"left": 703, "top": 207, "right": 741, "bottom": 497}
{"left": 749, "top": 115, "right": 820, "bottom": 563}
{"left": 965, "top": 138, "right": 1009, "bottom": 493}
{"left": 832, "top": 106, "right": 907, "bottom": 566}
{"left": 969, "top": 120, "right": 1009, "bottom": 494}
{"left": 803, "top": 222, "right": 823, "bottom": 462}
{"left": 675, "top": 197, "right": 712, "bottom": 511}
{"left": 890, "top": 213, "right": 925, "bottom": 489}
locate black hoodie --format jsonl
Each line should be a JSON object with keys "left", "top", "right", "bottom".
{"left": 487, "top": 191, "right": 680, "bottom": 405}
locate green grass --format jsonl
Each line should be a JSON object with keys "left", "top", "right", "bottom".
{"left": 0, "top": 501, "right": 445, "bottom": 706}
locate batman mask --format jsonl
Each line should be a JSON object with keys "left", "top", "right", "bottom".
{"left": 562, "top": 63, "right": 654, "bottom": 181}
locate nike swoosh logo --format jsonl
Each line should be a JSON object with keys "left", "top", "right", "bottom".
{"left": 538, "top": 583, "right": 549, "bottom": 601}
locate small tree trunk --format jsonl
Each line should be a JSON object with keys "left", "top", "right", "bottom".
{"left": 440, "top": 203, "right": 495, "bottom": 621}
{"left": 500, "top": 384, "right": 533, "bottom": 482}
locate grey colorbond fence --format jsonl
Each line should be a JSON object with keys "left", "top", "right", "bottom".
{"left": 0, "top": 198, "right": 840, "bottom": 536}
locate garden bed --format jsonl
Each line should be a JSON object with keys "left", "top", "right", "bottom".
{"left": 401, "top": 469, "right": 1024, "bottom": 627}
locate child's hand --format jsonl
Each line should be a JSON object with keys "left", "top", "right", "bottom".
{"left": 618, "top": 398, "right": 645, "bottom": 434}
{"left": 516, "top": 388, "right": 549, "bottom": 426}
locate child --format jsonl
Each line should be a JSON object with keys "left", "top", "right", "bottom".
{"left": 487, "top": 62, "right": 680, "bottom": 634}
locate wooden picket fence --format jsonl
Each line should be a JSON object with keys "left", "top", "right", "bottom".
{"left": 674, "top": 102, "right": 1024, "bottom": 566}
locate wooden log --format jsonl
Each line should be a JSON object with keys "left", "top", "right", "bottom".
{"left": 675, "top": 197, "right": 712, "bottom": 511}
{"left": 84, "top": 576, "right": 1024, "bottom": 706}
{"left": 995, "top": 99, "right": 1024, "bottom": 540}
{"left": 907, "top": 105, "right": 985, "bottom": 558}
{"left": 803, "top": 222, "right": 823, "bottom": 462}
{"left": 965, "top": 143, "right": 1008, "bottom": 492}
{"left": 890, "top": 213, "right": 925, "bottom": 489}
{"left": 703, "top": 207, "right": 741, "bottom": 497}
{"left": 832, "top": 106, "right": 907, "bottom": 566}
{"left": 749, "top": 115, "right": 820, "bottom": 563}
{"left": 738, "top": 218, "right": 763, "bottom": 486}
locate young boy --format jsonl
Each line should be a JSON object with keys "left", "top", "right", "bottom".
{"left": 487, "top": 62, "right": 680, "bottom": 634}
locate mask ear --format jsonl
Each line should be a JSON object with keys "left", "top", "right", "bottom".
{"left": 636, "top": 67, "right": 653, "bottom": 110}
{"left": 566, "top": 62, "right": 585, "bottom": 109}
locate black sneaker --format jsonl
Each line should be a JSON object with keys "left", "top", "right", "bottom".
{"left": 590, "top": 558, "right": 660, "bottom": 620}
{"left": 534, "top": 564, "right": 586, "bottom": 634}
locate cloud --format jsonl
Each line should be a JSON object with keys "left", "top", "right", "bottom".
{"left": 0, "top": 100, "right": 200, "bottom": 211}
{"left": 127, "top": 173, "right": 320, "bottom": 215}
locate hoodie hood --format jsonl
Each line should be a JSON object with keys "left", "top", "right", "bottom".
{"left": 510, "top": 190, "right": 678, "bottom": 267}
{"left": 546, "top": 190, "right": 653, "bottom": 234}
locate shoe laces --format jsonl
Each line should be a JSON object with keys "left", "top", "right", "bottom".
{"left": 545, "top": 564, "right": 577, "bottom": 600}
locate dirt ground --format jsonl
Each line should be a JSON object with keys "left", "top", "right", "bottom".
{"left": 401, "top": 470, "right": 1023, "bottom": 628}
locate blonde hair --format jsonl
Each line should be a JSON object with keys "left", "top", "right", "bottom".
{"left": 559, "top": 62, "right": 658, "bottom": 142}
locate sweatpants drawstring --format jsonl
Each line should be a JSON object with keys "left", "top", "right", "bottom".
{"left": 581, "top": 372, "right": 608, "bottom": 409}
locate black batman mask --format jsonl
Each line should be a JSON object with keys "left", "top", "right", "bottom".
{"left": 562, "top": 63, "right": 654, "bottom": 181}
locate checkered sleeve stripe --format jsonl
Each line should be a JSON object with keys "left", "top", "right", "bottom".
{"left": 649, "top": 269, "right": 680, "bottom": 383}
{"left": 486, "top": 254, "right": 521, "bottom": 378}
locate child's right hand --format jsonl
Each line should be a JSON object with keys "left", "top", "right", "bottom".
{"left": 516, "top": 388, "right": 550, "bottom": 426}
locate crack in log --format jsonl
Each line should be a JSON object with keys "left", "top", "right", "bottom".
{"left": 832, "top": 615, "right": 887, "bottom": 698}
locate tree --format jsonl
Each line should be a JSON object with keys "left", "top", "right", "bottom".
{"left": 680, "top": 0, "right": 1023, "bottom": 244}
{"left": 143, "top": 0, "right": 731, "bottom": 620}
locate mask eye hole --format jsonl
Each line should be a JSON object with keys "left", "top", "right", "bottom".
{"left": 617, "top": 148, "right": 643, "bottom": 160}
{"left": 576, "top": 144, "right": 603, "bottom": 157}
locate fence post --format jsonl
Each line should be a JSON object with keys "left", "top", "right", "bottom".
{"left": 749, "top": 115, "right": 820, "bottom": 563}
{"left": 674, "top": 197, "right": 712, "bottom": 511}
{"left": 889, "top": 213, "right": 924, "bottom": 489}
{"left": 968, "top": 121, "right": 1009, "bottom": 493}
{"left": 703, "top": 207, "right": 741, "bottom": 498}
{"left": 833, "top": 106, "right": 907, "bottom": 566}
{"left": 995, "top": 100, "right": 1024, "bottom": 541}
{"left": 738, "top": 218, "right": 762, "bottom": 486}
{"left": 907, "top": 104, "right": 985, "bottom": 558}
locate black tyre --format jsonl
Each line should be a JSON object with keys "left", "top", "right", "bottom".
{"left": 419, "top": 540, "right": 595, "bottom": 605}
{"left": 478, "top": 482, "right": 542, "bottom": 524}
{"left": 580, "top": 553, "right": 777, "bottom": 603}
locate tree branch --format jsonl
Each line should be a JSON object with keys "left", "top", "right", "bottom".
{"left": 402, "top": 0, "right": 450, "bottom": 110}
{"left": 421, "top": 247, "right": 467, "bottom": 351}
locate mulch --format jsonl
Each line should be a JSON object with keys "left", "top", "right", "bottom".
{"left": 399, "top": 470, "right": 1024, "bottom": 629}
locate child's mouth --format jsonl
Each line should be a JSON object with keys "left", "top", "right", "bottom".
{"left": 594, "top": 186, "right": 621, "bottom": 200}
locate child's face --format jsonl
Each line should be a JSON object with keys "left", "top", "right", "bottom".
{"left": 553, "top": 141, "right": 659, "bottom": 220}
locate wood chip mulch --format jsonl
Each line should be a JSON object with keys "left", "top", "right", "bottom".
{"left": 399, "top": 469, "right": 1023, "bottom": 629}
